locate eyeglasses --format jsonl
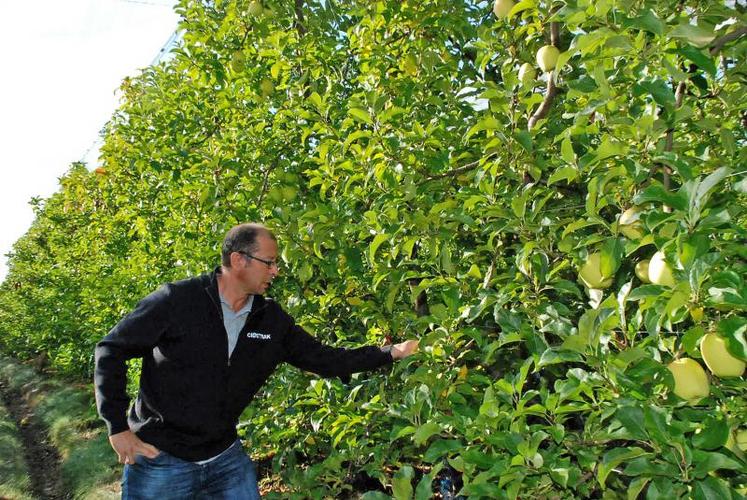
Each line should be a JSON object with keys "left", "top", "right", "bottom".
{"left": 238, "top": 251, "right": 279, "bottom": 269}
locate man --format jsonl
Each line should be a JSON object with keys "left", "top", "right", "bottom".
{"left": 94, "top": 223, "right": 418, "bottom": 499}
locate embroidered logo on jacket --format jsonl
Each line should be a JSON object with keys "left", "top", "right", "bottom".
{"left": 246, "top": 332, "right": 271, "bottom": 340}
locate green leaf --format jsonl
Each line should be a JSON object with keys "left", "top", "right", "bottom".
{"left": 349, "top": 107, "right": 373, "bottom": 125}
{"left": 548, "top": 166, "right": 579, "bottom": 186}
{"left": 465, "top": 116, "right": 500, "bottom": 140}
{"left": 537, "top": 348, "right": 584, "bottom": 368}
{"left": 369, "top": 234, "right": 390, "bottom": 262}
{"left": 643, "top": 406, "right": 672, "bottom": 443}
{"left": 423, "top": 439, "right": 462, "bottom": 463}
{"left": 615, "top": 406, "right": 647, "bottom": 440}
{"left": 307, "top": 91, "right": 324, "bottom": 111}
{"left": 511, "top": 190, "right": 529, "bottom": 219}
{"left": 600, "top": 238, "right": 624, "bottom": 277}
{"left": 682, "top": 326, "right": 706, "bottom": 358}
{"left": 413, "top": 421, "right": 441, "bottom": 446}
{"left": 646, "top": 477, "right": 677, "bottom": 500}
{"left": 633, "top": 185, "right": 688, "bottom": 211}
{"left": 361, "top": 492, "right": 390, "bottom": 500}
{"left": 692, "top": 450, "right": 743, "bottom": 478}
{"left": 692, "top": 476, "right": 734, "bottom": 500}
{"left": 598, "top": 447, "right": 647, "bottom": 487}
{"left": 717, "top": 317, "right": 747, "bottom": 360}
{"left": 480, "top": 386, "right": 501, "bottom": 418}
{"left": 636, "top": 80, "right": 676, "bottom": 109}
{"left": 692, "top": 415, "right": 729, "bottom": 450}
{"left": 669, "top": 23, "right": 716, "bottom": 48}
{"left": 679, "top": 46, "right": 717, "bottom": 77}
{"left": 622, "top": 456, "right": 677, "bottom": 477}
{"left": 392, "top": 465, "right": 414, "bottom": 500}
{"left": 561, "top": 136, "right": 576, "bottom": 164}
{"left": 414, "top": 473, "right": 435, "bottom": 500}
{"left": 514, "top": 130, "right": 533, "bottom": 153}
{"left": 627, "top": 477, "right": 650, "bottom": 500}
{"left": 720, "top": 129, "right": 736, "bottom": 155}
{"left": 624, "top": 10, "right": 664, "bottom": 36}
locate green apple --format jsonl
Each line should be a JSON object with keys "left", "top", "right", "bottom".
{"left": 737, "top": 430, "right": 747, "bottom": 452}
{"left": 635, "top": 260, "right": 650, "bottom": 283}
{"left": 649, "top": 251, "right": 675, "bottom": 287}
{"left": 260, "top": 78, "right": 274, "bottom": 97}
{"left": 619, "top": 207, "right": 644, "bottom": 240}
{"left": 267, "top": 187, "right": 283, "bottom": 203}
{"left": 281, "top": 186, "right": 298, "bottom": 201}
{"left": 689, "top": 306, "right": 704, "bottom": 322}
{"left": 536, "top": 45, "right": 560, "bottom": 73}
{"left": 726, "top": 431, "right": 736, "bottom": 451}
{"left": 493, "top": 0, "right": 515, "bottom": 18}
{"left": 402, "top": 54, "right": 418, "bottom": 76}
{"left": 667, "top": 358, "right": 709, "bottom": 401}
{"left": 578, "top": 253, "right": 613, "bottom": 289}
{"left": 247, "top": 1, "right": 263, "bottom": 16}
{"left": 700, "top": 333, "right": 746, "bottom": 377}
{"left": 230, "top": 51, "right": 246, "bottom": 73}
{"left": 518, "top": 63, "right": 536, "bottom": 86}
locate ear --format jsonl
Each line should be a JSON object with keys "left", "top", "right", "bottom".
{"left": 230, "top": 252, "right": 245, "bottom": 268}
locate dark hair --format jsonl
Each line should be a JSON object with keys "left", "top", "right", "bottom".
{"left": 221, "top": 223, "right": 275, "bottom": 267}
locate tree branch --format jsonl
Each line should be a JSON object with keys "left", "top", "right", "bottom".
{"left": 709, "top": 26, "right": 747, "bottom": 55}
{"left": 294, "top": 0, "right": 307, "bottom": 37}
{"left": 528, "top": 22, "right": 560, "bottom": 130}
{"left": 651, "top": 81, "right": 686, "bottom": 192}
{"left": 550, "top": 20, "right": 560, "bottom": 46}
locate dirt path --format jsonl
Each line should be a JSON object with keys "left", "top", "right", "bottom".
{"left": 0, "top": 380, "right": 68, "bottom": 500}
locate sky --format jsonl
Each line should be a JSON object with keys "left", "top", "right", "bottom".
{"left": 0, "top": 0, "right": 180, "bottom": 281}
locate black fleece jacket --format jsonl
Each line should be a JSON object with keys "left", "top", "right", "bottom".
{"left": 94, "top": 268, "right": 393, "bottom": 461}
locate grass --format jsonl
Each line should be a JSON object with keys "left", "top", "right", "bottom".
{"left": 0, "top": 403, "right": 33, "bottom": 499}
{"left": 0, "top": 356, "right": 121, "bottom": 499}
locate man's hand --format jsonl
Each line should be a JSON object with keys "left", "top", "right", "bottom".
{"left": 390, "top": 339, "right": 419, "bottom": 360}
{"left": 109, "top": 430, "right": 160, "bottom": 465}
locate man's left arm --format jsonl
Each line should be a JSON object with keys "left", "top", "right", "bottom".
{"left": 281, "top": 322, "right": 417, "bottom": 379}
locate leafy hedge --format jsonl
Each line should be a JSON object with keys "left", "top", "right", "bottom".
{"left": 1, "top": 0, "right": 746, "bottom": 497}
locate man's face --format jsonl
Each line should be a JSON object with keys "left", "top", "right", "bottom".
{"left": 237, "top": 234, "right": 279, "bottom": 295}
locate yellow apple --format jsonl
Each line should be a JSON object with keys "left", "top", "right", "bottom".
{"left": 518, "top": 63, "right": 536, "bottom": 86}
{"left": 493, "top": 0, "right": 515, "bottom": 18}
{"left": 536, "top": 45, "right": 560, "bottom": 73}
{"left": 700, "top": 333, "right": 746, "bottom": 377}
{"left": 635, "top": 260, "right": 650, "bottom": 283}
{"left": 667, "top": 358, "right": 709, "bottom": 401}
{"left": 578, "top": 253, "right": 613, "bottom": 289}
{"left": 648, "top": 251, "right": 675, "bottom": 287}
{"left": 619, "top": 207, "right": 644, "bottom": 240}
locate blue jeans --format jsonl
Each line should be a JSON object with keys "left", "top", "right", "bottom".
{"left": 122, "top": 441, "right": 261, "bottom": 499}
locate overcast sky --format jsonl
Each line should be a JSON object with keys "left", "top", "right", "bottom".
{"left": 0, "top": 0, "right": 180, "bottom": 281}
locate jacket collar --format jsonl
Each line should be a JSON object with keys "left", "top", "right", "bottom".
{"left": 205, "top": 266, "right": 266, "bottom": 313}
